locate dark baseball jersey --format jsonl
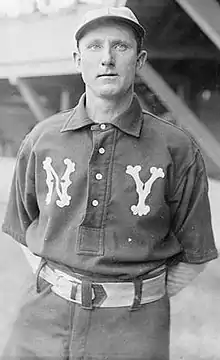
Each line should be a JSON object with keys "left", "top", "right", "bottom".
{"left": 2, "top": 94, "right": 218, "bottom": 279}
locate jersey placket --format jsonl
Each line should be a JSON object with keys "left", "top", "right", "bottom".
{"left": 76, "top": 123, "right": 117, "bottom": 255}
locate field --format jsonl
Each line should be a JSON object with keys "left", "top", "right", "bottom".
{"left": 0, "top": 165, "right": 219, "bottom": 359}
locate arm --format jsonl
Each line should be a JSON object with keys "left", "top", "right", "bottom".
{"left": 166, "top": 262, "right": 206, "bottom": 297}
{"left": 20, "top": 244, "right": 41, "bottom": 273}
{"left": 2, "top": 134, "right": 39, "bottom": 247}
{"left": 169, "top": 148, "right": 218, "bottom": 269}
{"left": 167, "top": 146, "right": 218, "bottom": 295}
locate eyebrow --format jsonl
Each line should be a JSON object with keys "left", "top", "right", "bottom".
{"left": 112, "top": 39, "right": 132, "bottom": 46}
{"left": 84, "top": 38, "right": 133, "bottom": 47}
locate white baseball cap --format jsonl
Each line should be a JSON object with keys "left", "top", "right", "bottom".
{"left": 75, "top": 6, "right": 146, "bottom": 42}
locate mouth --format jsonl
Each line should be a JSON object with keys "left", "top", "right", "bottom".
{"left": 97, "top": 74, "right": 118, "bottom": 78}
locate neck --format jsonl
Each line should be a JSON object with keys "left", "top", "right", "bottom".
{"left": 85, "top": 88, "right": 134, "bottom": 123}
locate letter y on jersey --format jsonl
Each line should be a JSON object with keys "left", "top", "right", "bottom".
{"left": 126, "top": 165, "right": 165, "bottom": 216}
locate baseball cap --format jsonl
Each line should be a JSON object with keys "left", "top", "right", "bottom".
{"left": 75, "top": 6, "right": 146, "bottom": 42}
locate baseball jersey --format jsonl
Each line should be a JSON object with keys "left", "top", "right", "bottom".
{"left": 2, "top": 94, "right": 218, "bottom": 280}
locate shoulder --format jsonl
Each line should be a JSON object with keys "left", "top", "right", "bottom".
{"left": 142, "top": 109, "right": 193, "bottom": 144}
{"left": 20, "top": 108, "right": 74, "bottom": 148}
{"left": 16, "top": 108, "right": 74, "bottom": 159}
{"left": 142, "top": 109, "right": 202, "bottom": 164}
{"left": 143, "top": 110, "right": 205, "bottom": 173}
{"left": 31, "top": 108, "right": 74, "bottom": 139}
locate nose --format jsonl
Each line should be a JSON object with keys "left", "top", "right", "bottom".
{"left": 101, "top": 44, "right": 115, "bottom": 67}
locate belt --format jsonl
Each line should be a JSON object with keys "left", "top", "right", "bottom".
{"left": 39, "top": 264, "right": 166, "bottom": 309}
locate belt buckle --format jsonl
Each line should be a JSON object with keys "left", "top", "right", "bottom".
{"left": 92, "top": 283, "right": 107, "bottom": 307}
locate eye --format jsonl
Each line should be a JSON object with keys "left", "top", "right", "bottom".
{"left": 113, "top": 43, "right": 128, "bottom": 51}
{"left": 87, "top": 43, "right": 102, "bottom": 50}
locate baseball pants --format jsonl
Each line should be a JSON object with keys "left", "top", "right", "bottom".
{"left": 2, "top": 272, "right": 170, "bottom": 360}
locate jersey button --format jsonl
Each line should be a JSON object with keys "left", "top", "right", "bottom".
{"left": 100, "top": 124, "right": 106, "bottom": 130}
{"left": 92, "top": 199, "right": 99, "bottom": 207}
{"left": 95, "top": 173, "right": 103, "bottom": 180}
{"left": 99, "top": 147, "right": 105, "bottom": 154}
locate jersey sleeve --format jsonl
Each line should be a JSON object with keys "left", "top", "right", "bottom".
{"left": 169, "top": 148, "right": 218, "bottom": 264}
{"left": 1, "top": 135, "right": 39, "bottom": 246}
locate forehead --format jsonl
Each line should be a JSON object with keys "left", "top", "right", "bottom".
{"left": 79, "top": 21, "right": 137, "bottom": 44}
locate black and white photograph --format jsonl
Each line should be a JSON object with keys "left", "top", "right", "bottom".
{"left": 0, "top": 0, "right": 219, "bottom": 359}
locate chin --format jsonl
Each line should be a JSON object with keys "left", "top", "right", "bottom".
{"left": 98, "top": 86, "right": 124, "bottom": 98}
{"left": 99, "top": 90, "right": 119, "bottom": 98}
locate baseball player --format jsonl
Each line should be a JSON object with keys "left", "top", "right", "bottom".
{"left": 2, "top": 6, "right": 218, "bottom": 360}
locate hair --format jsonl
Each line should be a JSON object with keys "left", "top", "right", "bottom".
{"left": 135, "top": 33, "right": 143, "bottom": 54}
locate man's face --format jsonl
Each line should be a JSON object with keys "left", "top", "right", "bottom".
{"left": 74, "top": 22, "right": 146, "bottom": 99}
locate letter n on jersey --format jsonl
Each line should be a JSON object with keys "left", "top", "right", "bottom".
{"left": 43, "top": 157, "right": 75, "bottom": 208}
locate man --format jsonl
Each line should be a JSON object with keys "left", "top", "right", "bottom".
{"left": 2, "top": 6, "right": 218, "bottom": 360}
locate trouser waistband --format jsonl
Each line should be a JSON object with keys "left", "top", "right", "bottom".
{"left": 38, "top": 262, "right": 167, "bottom": 310}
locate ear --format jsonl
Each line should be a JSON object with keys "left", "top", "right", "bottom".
{"left": 73, "top": 51, "right": 82, "bottom": 73}
{"left": 136, "top": 50, "right": 147, "bottom": 71}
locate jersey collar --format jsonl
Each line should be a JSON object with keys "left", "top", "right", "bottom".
{"left": 60, "top": 93, "right": 144, "bottom": 138}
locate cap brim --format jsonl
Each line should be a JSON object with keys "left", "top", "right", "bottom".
{"left": 75, "top": 15, "right": 146, "bottom": 42}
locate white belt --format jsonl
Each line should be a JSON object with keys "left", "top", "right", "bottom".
{"left": 39, "top": 265, "right": 166, "bottom": 308}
